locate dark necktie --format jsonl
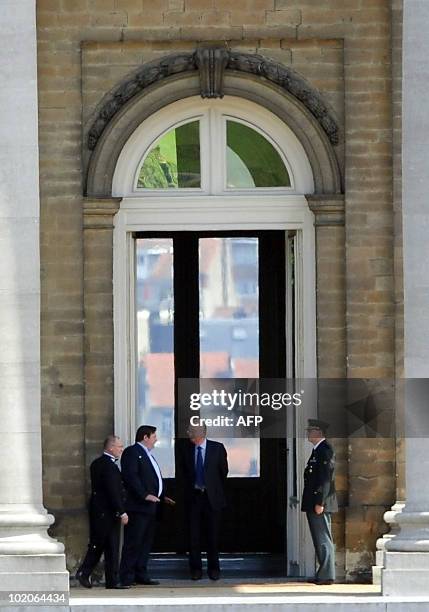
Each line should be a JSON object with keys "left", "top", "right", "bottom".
{"left": 195, "top": 446, "right": 205, "bottom": 489}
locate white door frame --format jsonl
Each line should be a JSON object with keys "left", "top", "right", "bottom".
{"left": 112, "top": 194, "right": 317, "bottom": 575}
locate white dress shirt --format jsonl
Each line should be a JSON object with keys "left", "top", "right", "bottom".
{"left": 312, "top": 438, "right": 326, "bottom": 451}
{"left": 138, "top": 442, "right": 163, "bottom": 497}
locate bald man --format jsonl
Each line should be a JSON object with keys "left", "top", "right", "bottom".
{"left": 76, "top": 435, "right": 128, "bottom": 589}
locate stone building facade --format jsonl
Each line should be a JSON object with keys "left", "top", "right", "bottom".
{"left": 36, "top": 0, "right": 398, "bottom": 580}
{"left": 7, "top": 0, "right": 429, "bottom": 595}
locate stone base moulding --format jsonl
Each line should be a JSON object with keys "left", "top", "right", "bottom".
{"left": 382, "top": 552, "right": 429, "bottom": 597}
{"left": 372, "top": 501, "right": 405, "bottom": 585}
{"left": 0, "top": 555, "right": 69, "bottom": 592}
{"left": 380, "top": 505, "right": 429, "bottom": 595}
{"left": 0, "top": 510, "right": 69, "bottom": 591}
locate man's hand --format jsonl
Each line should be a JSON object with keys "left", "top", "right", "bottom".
{"left": 315, "top": 504, "right": 324, "bottom": 515}
{"left": 120, "top": 513, "right": 129, "bottom": 525}
{"left": 164, "top": 496, "right": 176, "bottom": 506}
{"left": 145, "top": 494, "right": 160, "bottom": 502}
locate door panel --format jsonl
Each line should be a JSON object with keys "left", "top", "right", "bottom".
{"left": 134, "top": 231, "right": 287, "bottom": 554}
{"left": 135, "top": 238, "right": 175, "bottom": 477}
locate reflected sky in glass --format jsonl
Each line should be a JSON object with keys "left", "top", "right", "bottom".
{"left": 136, "top": 238, "right": 175, "bottom": 477}
{"left": 199, "top": 237, "right": 260, "bottom": 477}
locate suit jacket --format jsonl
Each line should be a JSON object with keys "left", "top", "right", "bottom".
{"left": 89, "top": 454, "right": 125, "bottom": 526}
{"left": 179, "top": 439, "right": 228, "bottom": 511}
{"left": 121, "top": 443, "right": 164, "bottom": 515}
{"left": 301, "top": 439, "right": 338, "bottom": 513}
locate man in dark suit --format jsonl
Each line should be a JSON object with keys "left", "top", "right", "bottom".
{"left": 301, "top": 418, "right": 338, "bottom": 585}
{"left": 179, "top": 424, "right": 228, "bottom": 581}
{"left": 119, "top": 425, "right": 175, "bottom": 587}
{"left": 76, "top": 435, "right": 128, "bottom": 589}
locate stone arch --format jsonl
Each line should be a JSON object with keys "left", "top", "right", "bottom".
{"left": 85, "top": 50, "right": 342, "bottom": 197}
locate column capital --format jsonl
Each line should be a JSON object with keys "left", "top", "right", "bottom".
{"left": 83, "top": 197, "right": 121, "bottom": 229}
{"left": 306, "top": 194, "right": 345, "bottom": 226}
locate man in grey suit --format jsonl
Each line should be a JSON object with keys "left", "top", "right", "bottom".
{"left": 301, "top": 419, "right": 338, "bottom": 585}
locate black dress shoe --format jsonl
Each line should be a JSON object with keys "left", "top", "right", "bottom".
{"left": 315, "top": 579, "right": 334, "bottom": 585}
{"left": 135, "top": 578, "right": 159, "bottom": 586}
{"left": 190, "top": 569, "right": 203, "bottom": 580}
{"left": 208, "top": 569, "right": 220, "bottom": 581}
{"left": 106, "top": 583, "right": 131, "bottom": 589}
{"left": 76, "top": 572, "right": 92, "bottom": 589}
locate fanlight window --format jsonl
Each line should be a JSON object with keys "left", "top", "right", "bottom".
{"left": 136, "top": 116, "right": 291, "bottom": 191}
{"left": 137, "top": 120, "right": 201, "bottom": 189}
{"left": 226, "top": 120, "right": 290, "bottom": 188}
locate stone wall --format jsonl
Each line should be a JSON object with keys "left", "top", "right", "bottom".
{"left": 37, "top": 0, "right": 396, "bottom": 578}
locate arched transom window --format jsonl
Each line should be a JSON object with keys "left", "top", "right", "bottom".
{"left": 112, "top": 97, "right": 314, "bottom": 197}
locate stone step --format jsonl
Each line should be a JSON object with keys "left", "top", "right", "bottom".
{"left": 0, "top": 554, "right": 67, "bottom": 571}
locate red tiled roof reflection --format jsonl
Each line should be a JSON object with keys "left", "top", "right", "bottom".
{"left": 232, "top": 357, "right": 259, "bottom": 378}
{"left": 200, "top": 351, "right": 230, "bottom": 378}
{"left": 143, "top": 353, "right": 174, "bottom": 407}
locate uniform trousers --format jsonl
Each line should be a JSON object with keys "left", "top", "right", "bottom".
{"left": 306, "top": 511, "right": 335, "bottom": 581}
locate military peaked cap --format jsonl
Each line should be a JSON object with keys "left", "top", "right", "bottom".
{"left": 306, "top": 418, "right": 330, "bottom": 433}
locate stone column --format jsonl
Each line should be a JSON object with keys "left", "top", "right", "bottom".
{"left": 380, "top": 0, "right": 429, "bottom": 596}
{"left": 0, "top": 0, "right": 68, "bottom": 591}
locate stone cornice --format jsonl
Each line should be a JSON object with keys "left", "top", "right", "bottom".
{"left": 307, "top": 194, "right": 345, "bottom": 226}
{"left": 83, "top": 197, "right": 121, "bottom": 229}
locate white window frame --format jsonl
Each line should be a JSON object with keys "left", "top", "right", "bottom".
{"left": 113, "top": 96, "right": 314, "bottom": 197}
{"left": 112, "top": 96, "right": 317, "bottom": 576}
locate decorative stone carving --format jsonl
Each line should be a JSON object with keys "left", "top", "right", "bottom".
{"left": 87, "top": 49, "right": 339, "bottom": 151}
{"left": 195, "top": 47, "right": 230, "bottom": 98}
{"left": 87, "top": 53, "right": 197, "bottom": 150}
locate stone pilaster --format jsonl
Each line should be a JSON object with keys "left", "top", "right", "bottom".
{"left": 0, "top": 0, "right": 68, "bottom": 591}
{"left": 83, "top": 198, "right": 120, "bottom": 469}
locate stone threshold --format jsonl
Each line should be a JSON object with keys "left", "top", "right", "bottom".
{"left": 67, "top": 582, "right": 429, "bottom": 611}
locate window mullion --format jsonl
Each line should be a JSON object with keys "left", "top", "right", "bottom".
{"left": 209, "top": 106, "right": 223, "bottom": 195}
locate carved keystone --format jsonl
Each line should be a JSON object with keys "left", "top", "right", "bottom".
{"left": 194, "top": 47, "right": 229, "bottom": 99}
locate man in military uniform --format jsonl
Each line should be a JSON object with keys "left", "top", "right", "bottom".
{"left": 301, "top": 419, "right": 338, "bottom": 585}
{"left": 76, "top": 435, "right": 129, "bottom": 589}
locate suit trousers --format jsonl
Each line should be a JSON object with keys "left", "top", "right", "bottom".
{"left": 79, "top": 517, "right": 120, "bottom": 587}
{"left": 306, "top": 511, "right": 335, "bottom": 581}
{"left": 188, "top": 490, "right": 221, "bottom": 572}
{"left": 119, "top": 511, "right": 156, "bottom": 585}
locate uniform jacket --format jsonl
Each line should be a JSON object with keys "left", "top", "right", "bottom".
{"left": 121, "top": 443, "right": 164, "bottom": 515}
{"left": 179, "top": 439, "right": 228, "bottom": 511}
{"left": 89, "top": 454, "right": 125, "bottom": 524}
{"left": 301, "top": 439, "right": 338, "bottom": 513}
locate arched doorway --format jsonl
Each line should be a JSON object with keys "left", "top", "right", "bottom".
{"left": 111, "top": 96, "right": 318, "bottom": 575}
